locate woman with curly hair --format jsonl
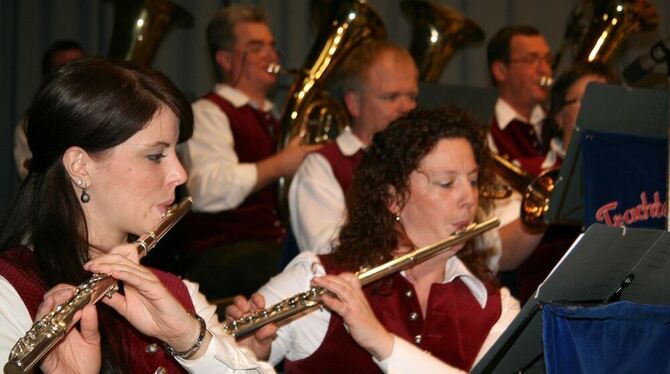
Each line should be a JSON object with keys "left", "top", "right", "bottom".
{"left": 230, "top": 106, "right": 519, "bottom": 373}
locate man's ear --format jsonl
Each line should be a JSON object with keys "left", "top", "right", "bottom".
{"left": 62, "top": 146, "right": 92, "bottom": 186}
{"left": 491, "top": 60, "right": 508, "bottom": 84}
{"left": 343, "top": 90, "right": 361, "bottom": 119}
{"left": 215, "top": 50, "right": 233, "bottom": 72}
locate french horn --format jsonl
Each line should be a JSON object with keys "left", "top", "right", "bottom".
{"left": 400, "top": 0, "right": 484, "bottom": 82}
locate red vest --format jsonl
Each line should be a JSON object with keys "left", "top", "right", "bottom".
{"left": 316, "top": 140, "right": 364, "bottom": 193}
{"left": 181, "top": 93, "right": 285, "bottom": 251}
{"left": 0, "top": 247, "right": 194, "bottom": 374}
{"left": 284, "top": 255, "right": 502, "bottom": 373}
{"left": 489, "top": 117, "right": 560, "bottom": 176}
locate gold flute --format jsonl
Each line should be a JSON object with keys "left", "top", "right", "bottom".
{"left": 223, "top": 217, "right": 500, "bottom": 339}
{"left": 4, "top": 197, "right": 192, "bottom": 374}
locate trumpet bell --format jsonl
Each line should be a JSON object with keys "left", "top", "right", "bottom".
{"left": 400, "top": 0, "right": 484, "bottom": 82}
{"left": 522, "top": 168, "right": 560, "bottom": 229}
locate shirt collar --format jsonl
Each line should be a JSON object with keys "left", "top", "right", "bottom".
{"left": 443, "top": 256, "right": 489, "bottom": 308}
{"left": 494, "top": 98, "right": 546, "bottom": 131}
{"left": 214, "top": 83, "right": 274, "bottom": 112}
{"left": 336, "top": 129, "right": 366, "bottom": 156}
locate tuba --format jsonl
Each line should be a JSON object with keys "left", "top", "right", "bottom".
{"left": 555, "top": 0, "right": 658, "bottom": 68}
{"left": 400, "top": 0, "right": 484, "bottom": 82}
{"left": 489, "top": 153, "right": 558, "bottom": 229}
{"left": 107, "top": 0, "right": 194, "bottom": 66}
{"left": 277, "top": 0, "right": 386, "bottom": 147}
{"left": 275, "top": 0, "right": 387, "bottom": 218}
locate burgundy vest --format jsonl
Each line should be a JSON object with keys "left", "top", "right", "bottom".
{"left": 0, "top": 247, "right": 194, "bottom": 374}
{"left": 284, "top": 255, "right": 502, "bottom": 373}
{"left": 182, "top": 93, "right": 284, "bottom": 251}
{"left": 316, "top": 139, "right": 364, "bottom": 193}
{"left": 489, "top": 117, "right": 560, "bottom": 176}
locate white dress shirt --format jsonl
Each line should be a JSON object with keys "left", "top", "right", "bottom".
{"left": 288, "top": 130, "right": 365, "bottom": 253}
{"left": 183, "top": 84, "right": 275, "bottom": 213}
{"left": 0, "top": 276, "right": 275, "bottom": 373}
{"left": 258, "top": 251, "right": 520, "bottom": 372}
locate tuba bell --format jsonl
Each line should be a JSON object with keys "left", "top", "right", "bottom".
{"left": 554, "top": 0, "right": 658, "bottom": 68}
{"left": 107, "top": 0, "right": 194, "bottom": 66}
{"left": 400, "top": 0, "right": 484, "bottom": 82}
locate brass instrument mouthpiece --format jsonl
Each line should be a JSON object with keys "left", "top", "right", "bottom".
{"left": 539, "top": 76, "right": 553, "bottom": 88}
{"left": 267, "top": 63, "right": 303, "bottom": 75}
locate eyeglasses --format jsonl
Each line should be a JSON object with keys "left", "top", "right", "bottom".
{"left": 506, "top": 54, "right": 554, "bottom": 67}
{"left": 234, "top": 42, "right": 279, "bottom": 57}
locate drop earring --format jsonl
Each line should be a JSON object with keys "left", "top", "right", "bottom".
{"left": 80, "top": 183, "right": 90, "bottom": 203}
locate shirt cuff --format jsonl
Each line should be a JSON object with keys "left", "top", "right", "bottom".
{"left": 176, "top": 329, "right": 269, "bottom": 373}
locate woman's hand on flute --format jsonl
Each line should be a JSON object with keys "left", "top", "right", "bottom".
{"left": 83, "top": 251, "right": 211, "bottom": 360}
{"left": 38, "top": 284, "right": 101, "bottom": 374}
{"left": 225, "top": 293, "right": 277, "bottom": 360}
{"left": 312, "top": 273, "right": 395, "bottom": 361}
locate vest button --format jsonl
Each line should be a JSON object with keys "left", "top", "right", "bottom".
{"left": 404, "top": 290, "right": 413, "bottom": 298}
{"left": 154, "top": 367, "right": 167, "bottom": 374}
{"left": 145, "top": 343, "right": 159, "bottom": 353}
{"left": 414, "top": 334, "right": 422, "bottom": 344}
{"left": 409, "top": 312, "right": 419, "bottom": 321}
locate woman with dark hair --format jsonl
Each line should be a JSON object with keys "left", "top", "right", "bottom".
{"left": 230, "top": 106, "right": 519, "bottom": 373}
{"left": 0, "top": 57, "right": 275, "bottom": 373}
{"left": 544, "top": 61, "right": 620, "bottom": 159}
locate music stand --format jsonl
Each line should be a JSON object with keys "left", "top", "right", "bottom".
{"left": 545, "top": 83, "right": 668, "bottom": 226}
{"left": 471, "top": 223, "right": 670, "bottom": 373}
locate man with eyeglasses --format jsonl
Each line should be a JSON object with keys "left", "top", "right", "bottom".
{"left": 179, "top": 4, "right": 321, "bottom": 301}
{"left": 485, "top": 25, "right": 573, "bottom": 302}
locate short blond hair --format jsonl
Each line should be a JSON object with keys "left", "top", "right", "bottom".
{"left": 337, "top": 40, "right": 415, "bottom": 93}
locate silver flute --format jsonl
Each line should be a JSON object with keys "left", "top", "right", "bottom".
{"left": 223, "top": 217, "right": 500, "bottom": 339}
{"left": 4, "top": 197, "right": 192, "bottom": 374}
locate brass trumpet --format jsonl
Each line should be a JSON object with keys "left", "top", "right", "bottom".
{"left": 4, "top": 198, "right": 192, "bottom": 374}
{"left": 490, "top": 153, "right": 558, "bottom": 229}
{"left": 223, "top": 217, "right": 500, "bottom": 339}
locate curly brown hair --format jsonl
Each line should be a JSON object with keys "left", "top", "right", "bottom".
{"left": 332, "top": 105, "right": 497, "bottom": 285}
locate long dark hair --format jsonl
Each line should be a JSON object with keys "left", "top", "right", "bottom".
{"left": 0, "top": 57, "right": 192, "bottom": 373}
{"left": 332, "top": 106, "right": 496, "bottom": 285}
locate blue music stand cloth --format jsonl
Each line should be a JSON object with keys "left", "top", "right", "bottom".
{"left": 581, "top": 130, "right": 667, "bottom": 229}
{"left": 542, "top": 301, "right": 670, "bottom": 374}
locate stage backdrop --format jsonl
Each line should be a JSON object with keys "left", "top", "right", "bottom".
{"left": 2, "top": 0, "right": 670, "bottom": 214}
